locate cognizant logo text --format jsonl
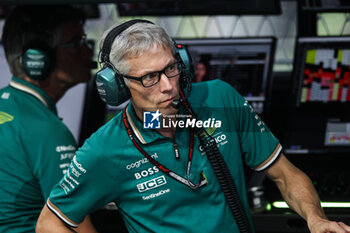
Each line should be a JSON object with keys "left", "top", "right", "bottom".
{"left": 126, "top": 153, "right": 158, "bottom": 170}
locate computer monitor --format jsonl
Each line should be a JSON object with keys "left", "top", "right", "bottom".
{"left": 284, "top": 37, "right": 350, "bottom": 154}
{"left": 177, "top": 37, "right": 276, "bottom": 117}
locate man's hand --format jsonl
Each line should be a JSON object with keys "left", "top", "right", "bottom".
{"left": 264, "top": 154, "right": 350, "bottom": 233}
{"left": 308, "top": 218, "right": 350, "bottom": 233}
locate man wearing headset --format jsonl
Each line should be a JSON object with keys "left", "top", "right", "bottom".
{"left": 37, "top": 20, "right": 350, "bottom": 233}
{"left": 0, "top": 6, "right": 97, "bottom": 232}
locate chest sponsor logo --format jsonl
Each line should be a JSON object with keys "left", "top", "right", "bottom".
{"left": 142, "top": 189, "right": 170, "bottom": 200}
{"left": 137, "top": 175, "right": 167, "bottom": 193}
{"left": 199, "top": 132, "right": 228, "bottom": 153}
{"left": 135, "top": 166, "right": 160, "bottom": 179}
{"left": 126, "top": 153, "right": 158, "bottom": 170}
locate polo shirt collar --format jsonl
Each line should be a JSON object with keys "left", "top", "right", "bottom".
{"left": 125, "top": 103, "right": 166, "bottom": 144}
{"left": 9, "top": 76, "right": 57, "bottom": 115}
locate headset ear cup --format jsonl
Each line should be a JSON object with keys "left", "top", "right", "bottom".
{"left": 95, "top": 64, "right": 131, "bottom": 106}
{"left": 114, "top": 72, "right": 132, "bottom": 103}
{"left": 22, "top": 48, "right": 52, "bottom": 81}
{"left": 175, "top": 44, "right": 194, "bottom": 88}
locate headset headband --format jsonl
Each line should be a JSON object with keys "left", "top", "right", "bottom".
{"left": 100, "top": 19, "right": 154, "bottom": 63}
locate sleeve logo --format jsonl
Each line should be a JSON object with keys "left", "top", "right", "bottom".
{"left": 0, "top": 111, "right": 14, "bottom": 124}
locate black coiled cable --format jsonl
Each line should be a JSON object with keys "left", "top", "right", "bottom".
{"left": 183, "top": 102, "right": 253, "bottom": 233}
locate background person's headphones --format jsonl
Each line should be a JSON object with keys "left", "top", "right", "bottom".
{"left": 22, "top": 41, "right": 54, "bottom": 81}
{"left": 95, "top": 19, "right": 194, "bottom": 106}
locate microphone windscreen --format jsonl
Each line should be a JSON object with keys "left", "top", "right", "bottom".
{"left": 171, "top": 99, "right": 183, "bottom": 109}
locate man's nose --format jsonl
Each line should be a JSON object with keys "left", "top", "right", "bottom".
{"left": 159, "top": 73, "right": 173, "bottom": 92}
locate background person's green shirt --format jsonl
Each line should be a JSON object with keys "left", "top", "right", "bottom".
{"left": 0, "top": 77, "right": 77, "bottom": 232}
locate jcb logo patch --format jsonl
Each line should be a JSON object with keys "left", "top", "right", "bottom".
{"left": 137, "top": 175, "right": 167, "bottom": 193}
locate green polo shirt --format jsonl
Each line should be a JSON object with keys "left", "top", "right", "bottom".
{"left": 0, "top": 77, "right": 77, "bottom": 232}
{"left": 48, "top": 79, "right": 281, "bottom": 233}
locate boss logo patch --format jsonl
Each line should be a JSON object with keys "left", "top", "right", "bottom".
{"left": 134, "top": 166, "right": 160, "bottom": 180}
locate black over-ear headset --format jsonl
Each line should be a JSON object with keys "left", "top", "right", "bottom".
{"left": 95, "top": 19, "right": 194, "bottom": 106}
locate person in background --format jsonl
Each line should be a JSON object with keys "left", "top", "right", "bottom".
{"left": 36, "top": 20, "right": 350, "bottom": 233}
{"left": 194, "top": 60, "right": 210, "bottom": 82}
{"left": 0, "top": 6, "right": 97, "bottom": 232}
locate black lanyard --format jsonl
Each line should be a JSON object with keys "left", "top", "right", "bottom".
{"left": 122, "top": 104, "right": 207, "bottom": 190}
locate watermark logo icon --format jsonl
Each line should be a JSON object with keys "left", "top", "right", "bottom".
{"left": 143, "top": 110, "right": 161, "bottom": 129}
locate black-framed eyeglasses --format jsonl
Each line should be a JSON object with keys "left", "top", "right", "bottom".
{"left": 57, "top": 34, "right": 87, "bottom": 49}
{"left": 123, "top": 61, "right": 183, "bottom": 88}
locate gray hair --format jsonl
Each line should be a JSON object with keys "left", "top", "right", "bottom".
{"left": 1, "top": 6, "right": 85, "bottom": 78}
{"left": 99, "top": 21, "right": 176, "bottom": 81}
